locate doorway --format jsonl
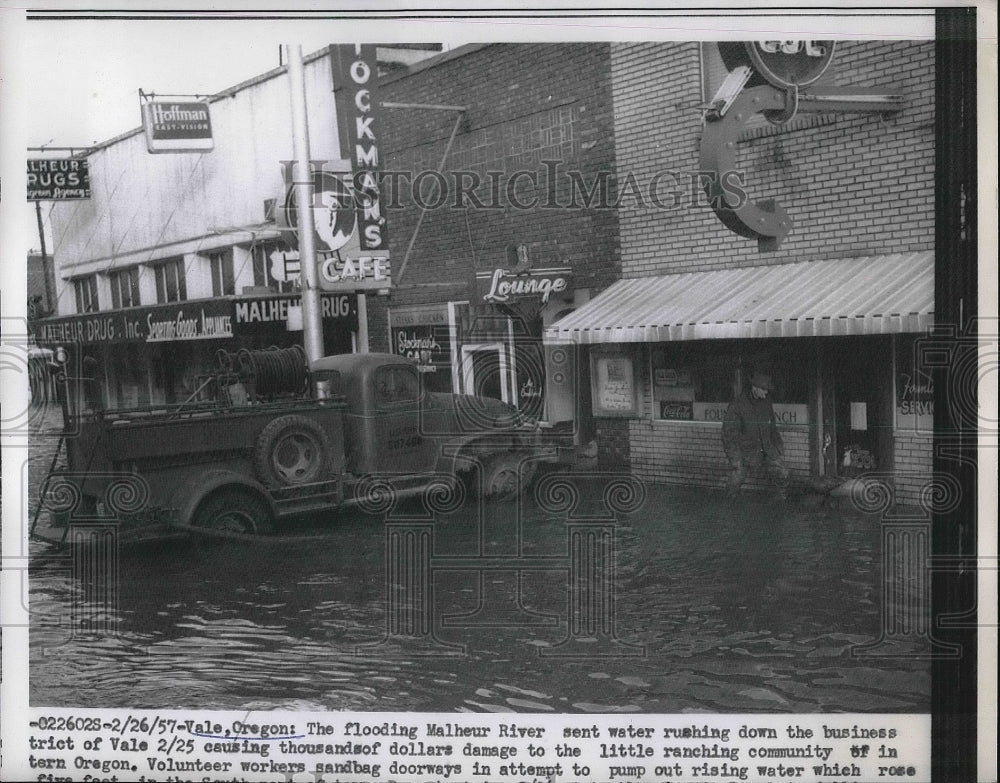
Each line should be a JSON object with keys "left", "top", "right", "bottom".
{"left": 821, "top": 336, "right": 894, "bottom": 477}
{"left": 460, "top": 343, "right": 511, "bottom": 404}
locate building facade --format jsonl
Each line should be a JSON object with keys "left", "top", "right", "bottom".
{"left": 373, "top": 43, "right": 620, "bottom": 433}
{"left": 36, "top": 48, "right": 414, "bottom": 408}
{"left": 547, "top": 41, "right": 936, "bottom": 503}
{"left": 36, "top": 40, "right": 936, "bottom": 504}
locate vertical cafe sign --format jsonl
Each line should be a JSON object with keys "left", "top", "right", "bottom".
{"left": 331, "top": 45, "right": 390, "bottom": 256}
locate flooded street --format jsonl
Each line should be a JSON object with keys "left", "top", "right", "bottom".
{"left": 26, "top": 408, "right": 930, "bottom": 714}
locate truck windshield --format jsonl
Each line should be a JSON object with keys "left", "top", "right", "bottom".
{"left": 375, "top": 365, "right": 420, "bottom": 407}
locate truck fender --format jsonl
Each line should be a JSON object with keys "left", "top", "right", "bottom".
{"left": 436, "top": 432, "right": 551, "bottom": 475}
{"left": 169, "top": 469, "right": 277, "bottom": 527}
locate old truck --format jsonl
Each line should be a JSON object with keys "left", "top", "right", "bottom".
{"left": 34, "top": 346, "right": 572, "bottom": 543}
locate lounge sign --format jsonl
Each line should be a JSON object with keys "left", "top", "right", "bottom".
{"left": 476, "top": 267, "right": 573, "bottom": 305}
{"left": 27, "top": 159, "right": 90, "bottom": 201}
{"left": 142, "top": 100, "right": 214, "bottom": 153}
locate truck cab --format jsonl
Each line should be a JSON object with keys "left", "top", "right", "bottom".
{"left": 35, "top": 348, "right": 562, "bottom": 544}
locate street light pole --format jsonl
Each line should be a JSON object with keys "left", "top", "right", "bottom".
{"left": 284, "top": 44, "right": 324, "bottom": 365}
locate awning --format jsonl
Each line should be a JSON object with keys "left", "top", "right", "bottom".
{"left": 544, "top": 251, "right": 933, "bottom": 344}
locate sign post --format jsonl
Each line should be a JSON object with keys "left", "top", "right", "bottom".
{"left": 284, "top": 44, "right": 325, "bottom": 366}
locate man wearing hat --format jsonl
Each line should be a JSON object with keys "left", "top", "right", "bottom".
{"left": 722, "top": 370, "right": 789, "bottom": 498}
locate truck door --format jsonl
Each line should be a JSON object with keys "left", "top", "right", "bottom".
{"left": 369, "top": 362, "right": 437, "bottom": 474}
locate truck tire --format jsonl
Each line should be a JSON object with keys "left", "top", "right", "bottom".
{"left": 193, "top": 489, "right": 274, "bottom": 535}
{"left": 254, "top": 414, "right": 333, "bottom": 487}
{"left": 480, "top": 453, "right": 537, "bottom": 501}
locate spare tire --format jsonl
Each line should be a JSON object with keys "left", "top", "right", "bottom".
{"left": 254, "top": 414, "right": 333, "bottom": 487}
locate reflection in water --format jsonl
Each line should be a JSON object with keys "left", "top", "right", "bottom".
{"left": 29, "top": 484, "right": 930, "bottom": 713}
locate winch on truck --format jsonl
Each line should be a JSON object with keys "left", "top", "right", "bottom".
{"left": 32, "top": 345, "right": 573, "bottom": 544}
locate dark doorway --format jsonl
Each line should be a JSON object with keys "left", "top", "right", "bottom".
{"left": 821, "top": 335, "right": 895, "bottom": 477}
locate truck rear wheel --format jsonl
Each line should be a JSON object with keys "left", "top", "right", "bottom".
{"left": 193, "top": 489, "right": 274, "bottom": 535}
{"left": 254, "top": 414, "right": 333, "bottom": 487}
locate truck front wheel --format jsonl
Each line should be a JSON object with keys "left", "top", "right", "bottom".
{"left": 193, "top": 490, "right": 274, "bottom": 535}
{"left": 481, "top": 453, "right": 537, "bottom": 501}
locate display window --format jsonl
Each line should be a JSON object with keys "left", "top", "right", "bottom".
{"left": 650, "top": 341, "right": 809, "bottom": 423}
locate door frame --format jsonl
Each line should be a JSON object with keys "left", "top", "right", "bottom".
{"left": 460, "top": 342, "right": 512, "bottom": 404}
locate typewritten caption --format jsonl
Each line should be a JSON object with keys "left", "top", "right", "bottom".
{"left": 14, "top": 710, "right": 930, "bottom": 782}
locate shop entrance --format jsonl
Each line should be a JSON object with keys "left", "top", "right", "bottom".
{"left": 821, "top": 336, "right": 894, "bottom": 477}
{"left": 460, "top": 343, "right": 512, "bottom": 404}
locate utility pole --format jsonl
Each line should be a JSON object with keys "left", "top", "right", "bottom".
{"left": 34, "top": 201, "right": 53, "bottom": 314}
{"left": 284, "top": 44, "right": 324, "bottom": 364}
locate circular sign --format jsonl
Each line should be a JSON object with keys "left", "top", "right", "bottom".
{"left": 280, "top": 171, "right": 357, "bottom": 252}
{"left": 719, "top": 40, "right": 837, "bottom": 89}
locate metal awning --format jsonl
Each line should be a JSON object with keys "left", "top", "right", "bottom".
{"left": 544, "top": 251, "right": 933, "bottom": 344}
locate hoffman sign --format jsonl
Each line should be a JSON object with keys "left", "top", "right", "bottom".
{"left": 142, "top": 101, "right": 214, "bottom": 153}
{"left": 27, "top": 159, "right": 90, "bottom": 201}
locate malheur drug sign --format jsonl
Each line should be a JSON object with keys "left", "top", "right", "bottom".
{"left": 27, "top": 158, "right": 90, "bottom": 200}
{"left": 142, "top": 100, "right": 214, "bottom": 153}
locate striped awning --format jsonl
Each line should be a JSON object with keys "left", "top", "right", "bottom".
{"left": 544, "top": 251, "right": 933, "bottom": 344}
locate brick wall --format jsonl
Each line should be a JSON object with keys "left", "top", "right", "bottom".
{"left": 609, "top": 40, "right": 935, "bottom": 274}
{"left": 377, "top": 43, "right": 621, "bottom": 312}
{"left": 630, "top": 420, "right": 811, "bottom": 490}
{"left": 608, "top": 41, "right": 934, "bottom": 491}
{"left": 893, "top": 431, "right": 934, "bottom": 507}
{"left": 595, "top": 418, "right": 630, "bottom": 471}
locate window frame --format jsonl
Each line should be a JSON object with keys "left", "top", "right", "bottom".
{"left": 209, "top": 249, "right": 235, "bottom": 297}
{"left": 374, "top": 364, "right": 421, "bottom": 409}
{"left": 153, "top": 258, "right": 188, "bottom": 304}
{"left": 109, "top": 267, "right": 141, "bottom": 309}
{"left": 73, "top": 275, "right": 99, "bottom": 314}
{"left": 252, "top": 242, "right": 299, "bottom": 294}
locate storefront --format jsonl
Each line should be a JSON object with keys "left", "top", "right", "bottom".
{"left": 387, "top": 256, "right": 589, "bottom": 427}
{"left": 545, "top": 251, "right": 934, "bottom": 501}
{"left": 35, "top": 292, "right": 358, "bottom": 409}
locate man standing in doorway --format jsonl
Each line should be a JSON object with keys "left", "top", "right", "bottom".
{"left": 722, "top": 371, "right": 789, "bottom": 499}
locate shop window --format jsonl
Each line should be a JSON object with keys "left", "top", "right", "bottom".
{"left": 375, "top": 364, "right": 419, "bottom": 407}
{"left": 590, "top": 350, "right": 638, "bottom": 418}
{"left": 108, "top": 267, "right": 140, "bottom": 309}
{"left": 652, "top": 347, "right": 736, "bottom": 421}
{"left": 153, "top": 258, "right": 187, "bottom": 303}
{"left": 252, "top": 242, "right": 299, "bottom": 294}
{"left": 210, "top": 249, "right": 236, "bottom": 296}
{"left": 73, "top": 275, "right": 99, "bottom": 313}
{"left": 651, "top": 344, "right": 809, "bottom": 423}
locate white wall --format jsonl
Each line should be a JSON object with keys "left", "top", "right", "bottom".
{"left": 50, "top": 50, "right": 344, "bottom": 315}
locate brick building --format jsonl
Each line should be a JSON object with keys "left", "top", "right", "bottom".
{"left": 374, "top": 43, "right": 620, "bottom": 431}
{"left": 547, "top": 41, "right": 936, "bottom": 503}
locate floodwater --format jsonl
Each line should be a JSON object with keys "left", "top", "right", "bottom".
{"left": 25, "top": 407, "right": 930, "bottom": 713}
